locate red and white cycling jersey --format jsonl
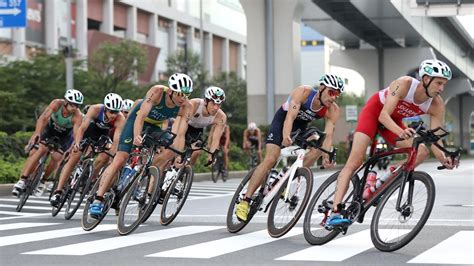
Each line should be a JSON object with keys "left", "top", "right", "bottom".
{"left": 355, "top": 77, "right": 432, "bottom": 145}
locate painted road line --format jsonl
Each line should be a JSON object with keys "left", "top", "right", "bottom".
{"left": 24, "top": 226, "right": 224, "bottom": 256}
{"left": 0, "top": 224, "right": 116, "bottom": 247}
{"left": 408, "top": 231, "right": 474, "bottom": 265}
{"left": 0, "top": 222, "right": 60, "bottom": 231}
{"left": 147, "top": 228, "right": 301, "bottom": 258}
{"left": 276, "top": 229, "right": 409, "bottom": 262}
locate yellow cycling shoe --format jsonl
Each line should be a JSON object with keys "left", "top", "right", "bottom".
{"left": 235, "top": 200, "right": 250, "bottom": 222}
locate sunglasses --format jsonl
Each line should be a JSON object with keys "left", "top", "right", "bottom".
{"left": 211, "top": 94, "right": 225, "bottom": 101}
{"left": 107, "top": 109, "right": 120, "bottom": 114}
{"left": 175, "top": 91, "right": 191, "bottom": 99}
{"left": 327, "top": 89, "right": 341, "bottom": 97}
{"left": 122, "top": 111, "right": 129, "bottom": 114}
{"left": 68, "top": 102, "right": 81, "bottom": 108}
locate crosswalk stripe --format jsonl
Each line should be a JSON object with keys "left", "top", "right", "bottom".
{"left": 0, "top": 204, "right": 51, "bottom": 210}
{"left": 0, "top": 222, "right": 60, "bottom": 231}
{"left": 147, "top": 228, "right": 301, "bottom": 259}
{"left": 0, "top": 224, "right": 116, "bottom": 247}
{"left": 408, "top": 231, "right": 474, "bottom": 264}
{"left": 0, "top": 198, "right": 51, "bottom": 205}
{"left": 276, "top": 229, "right": 409, "bottom": 261}
{"left": 24, "top": 226, "right": 224, "bottom": 256}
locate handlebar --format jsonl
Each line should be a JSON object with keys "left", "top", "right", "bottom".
{"left": 40, "top": 136, "right": 64, "bottom": 155}
{"left": 288, "top": 127, "right": 337, "bottom": 169}
{"left": 396, "top": 121, "right": 461, "bottom": 170}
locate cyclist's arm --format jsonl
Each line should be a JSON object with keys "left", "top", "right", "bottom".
{"left": 31, "top": 99, "right": 60, "bottom": 142}
{"left": 110, "top": 114, "right": 126, "bottom": 153}
{"left": 224, "top": 125, "right": 230, "bottom": 148}
{"left": 74, "top": 104, "right": 99, "bottom": 146}
{"left": 209, "top": 111, "right": 227, "bottom": 153}
{"left": 320, "top": 103, "right": 340, "bottom": 159}
{"left": 170, "top": 100, "right": 193, "bottom": 151}
{"left": 427, "top": 96, "right": 449, "bottom": 162}
{"left": 378, "top": 77, "right": 411, "bottom": 137}
{"left": 134, "top": 86, "right": 163, "bottom": 139}
{"left": 282, "top": 85, "right": 308, "bottom": 144}
{"left": 71, "top": 109, "right": 83, "bottom": 147}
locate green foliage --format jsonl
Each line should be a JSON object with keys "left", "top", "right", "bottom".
{"left": 211, "top": 72, "right": 247, "bottom": 125}
{"left": 88, "top": 40, "right": 147, "bottom": 94}
{"left": 337, "top": 92, "right": 366, "bottom": 107}
{"left": 0, "top": 156, "right": 25, "bottom": 184}
{"left": 0, "top": 131, "right": 31, "bottom": 183}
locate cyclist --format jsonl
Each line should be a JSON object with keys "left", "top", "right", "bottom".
{"left": 243, "top": 122, "right": 263, "bottom": 165}
{"left": 12, "top": 89, "right": 84, "bottom": 196}
{"left": 185, "top": 86, "right": 227, "bottom": 165}
{"left": 122, "top": 99, "right": 134, "bottom": 119}
{"left": 235, "top": 74, "right": 344, "bottom": 222}
{"left": 50, "top": 93, "right": 126, "bottom": 207}
{"left": 327, "top": 59, "right": 457, "bottom": 227}
{"left": 88, "top": 73, "right": 194, "bottom": 218}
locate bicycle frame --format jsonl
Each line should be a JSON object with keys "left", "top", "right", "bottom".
{"left": 259, "top": 146, "right": 306, "bottom": 211}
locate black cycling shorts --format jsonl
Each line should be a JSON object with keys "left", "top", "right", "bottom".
{"left": 40, "top": 125, "right": 72, "bottom": 152}
{"left": 266, "top": 107, "right": 308, "bottom": 146}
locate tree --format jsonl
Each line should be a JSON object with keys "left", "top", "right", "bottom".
{"left": 165, "top": 49, "right": 208, "bottom": 97}
{"left": 211, "top": 72, "right": 247, "bottom": 125}
{"left": 89, "top": 40, "right": 147, "bottom": 94}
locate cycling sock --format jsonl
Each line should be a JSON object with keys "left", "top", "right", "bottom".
{"left": 95, "top": 195, "right": 105, "bottom": 202}
{"left": 333, "top": 203, "right": 346, "bottom": 213}
{"left": 20, "top": 176, "right": 28, "bottom": 180}
{"left": 53, "top": 190, "right": 62, "bottom": 195}
{"left": 243, "top": 197, "right": 251, "bottom": 203}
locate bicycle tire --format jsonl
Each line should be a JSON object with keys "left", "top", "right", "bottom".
{"left": 16, "top": 163, "right": 45, "bottom": 212}
{"left": 49, "top": 158, "right": 67, "bottom": 201}
{"left": 303, "top": 170, "right": 357, "bottom": 245}
{"left": 211, "top": 164, "right": 218, "bottom": 183}
{"left": 226, "top": 168, "right": 259, "bottom": 233}
{"left": 117, "top": 166, "right": 161, "bottom": 235}
{"left": 370, "top": 171, "right": 435, "bottom": 252}
{"left": 81, "top": 178, "right": 114, "bottom": 231}
{"left": 160, "top": 165, "right": 194, "bottom": 225}
{"left": 64, "top": 163, "right": 92, "bottom": 220}
{"left": 51, "top": 182, "right": 70, "bottom": 217}
{"left": 267, "top": 167, "right": 313, "bottom": 238}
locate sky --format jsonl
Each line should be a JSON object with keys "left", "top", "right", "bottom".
{"left": 456, "top": 15, "right": 474, "bottom": 40}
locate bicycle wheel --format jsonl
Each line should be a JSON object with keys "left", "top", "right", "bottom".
{"left": 267, "top": 167, "right": 313, "bottom": 238}
{"left": 117, "top": 166, "right": 161, "bottom": 235}
{"left": 81, "top": 178, "right": 114, "bottom": 231}
{"left": 226, "top": 168, "right": 259, "bottom": 233}
{"left": 211, "top": 164, "right": 218, "bottom": 183}
{"left": 303, "top": 170, "right": 356, "bottom": 245}
{"left": 17, "top": 163, "right": 45, "bottom": 212}
{"left": 160, "top": 165, "right": 194, "bottom": 225}
{"left": 64, "top": 163, "right": 92, "bottom": 220}
{"left": 51, "top": 182, "right": 70, "bottom": 217}
{"left": 49, "top": 158, "right": 67, "bottom": 201}
{"left": 370, "top": 171, "right": 435, "bottom": 252}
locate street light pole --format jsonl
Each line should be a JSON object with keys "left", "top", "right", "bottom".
{"left": 65, "top": 0, "right": 74, "bottom": 90}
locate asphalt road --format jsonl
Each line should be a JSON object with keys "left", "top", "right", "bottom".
{"left": 1, "top": 160, "right": 473, "bottom": 265}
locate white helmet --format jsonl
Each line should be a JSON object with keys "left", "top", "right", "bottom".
{"left": 64, "top": 89, "right": 84, "bottom": 105}
{"left": 319, "top": 74, "right": 345, "bottom": 92}
{"left": 419, "top": 59, "right": 452, "bottom": 80}
{"left": 122, "top": 99, "right": 134, "bottom": 112}
{"left": 248, "top": 122, "right": 257, "bottom": 131}
{"left": 168, "top": 73, "right": 193, "bottom": 94}
{"left": 104, "top": 93, "right": 123, "bottom": 111}
{"left": 204, "top": 86, "right": 226, "bottom": 104}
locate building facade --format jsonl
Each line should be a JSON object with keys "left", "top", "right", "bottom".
{"left": 0, "top": 0, "right": 247, "bottom": 83}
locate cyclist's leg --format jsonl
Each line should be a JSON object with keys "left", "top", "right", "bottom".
{"left": 244, "top": 143, "right": 280, "bottom": 199}
{"left": 332, "top": 132, "right": 371, "bottom": 209}
{"left": 303, "top": 148, "right": 321, "bottom": 168}
{"left": 190, "top": 149, "right": 202, "bottom": 166}
{"left": 96, "top": 152, "right": 129, "bottom": 197}
{"left": 257, "top": 147, "right": 263, "bottom": 164}
{"left": 223, "top": 144, "right": 230, "bottom": 170}
{"left": 20, "top": 143, "right": 48, "bottom": 178}
{"left": 55, "top": 149, "right": 82, "bottom": 192}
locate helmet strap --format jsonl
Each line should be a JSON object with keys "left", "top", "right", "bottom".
{"left": 422, "top": 76, "right": 434, "bottom": 98}
{"left": 318, "top": 86, "right": 326, "bottom": 107}
{"left": 169, "top": 91, "right": 177, "bottom": 106}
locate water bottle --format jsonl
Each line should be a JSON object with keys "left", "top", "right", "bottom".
{"left": 162, "top": 167, "right": 178, "bottom": 191}
{"left": 264, "top": 170, "right": 279, "bottom": 195}
{"left": 363, "top": 171, "right": 377, "bottom": 200}
{"left": 375, "top": 165, "right": 398, "bottom": 189}
{"left": 118, "top": 165, "right": 135, "bottom": 191}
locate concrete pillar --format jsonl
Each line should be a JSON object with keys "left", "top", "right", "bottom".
{"left": 240, "top": 0, "right": 266, "bottom": 124}
{"left": 204, "top": 32, "right": 213, "bottom": 76}
{"left": 148, "top": 13, "right": 159, "bottom": 82}
{"left": 222, "top": 38, "right": 230, "bottom": 73}
{"left": 126, "top": 6, "right": 137, "bottom": 40}
{"left": 186, "top": 26, "right": 194, "bottom": 52}
{"left": 237, "top": 43, "right": 244, "bottom": 79}
{"left": 76, "top": 0, "right": 88, "bottom": 59}
{"left": 101, "top": 0, "right": 113, "bottom": 34}
{"left": 12, "top": 28, "right": 26, "bottom": 58}
{"left": 168, "top": 20, "right": 177, "bottom": 55}
{"left": 45, "top": 0, "right": 58, "bottom": 54}
{"left": 273, "top": 0, "right": 303, "bottom": 103}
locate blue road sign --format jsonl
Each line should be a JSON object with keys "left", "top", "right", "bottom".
{"left": 0, "top": 0, "right": 27, "bottom": 28}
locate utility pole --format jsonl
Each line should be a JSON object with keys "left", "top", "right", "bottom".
{"left": 65, "top": 0, "right": 74, "bottom": 90}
